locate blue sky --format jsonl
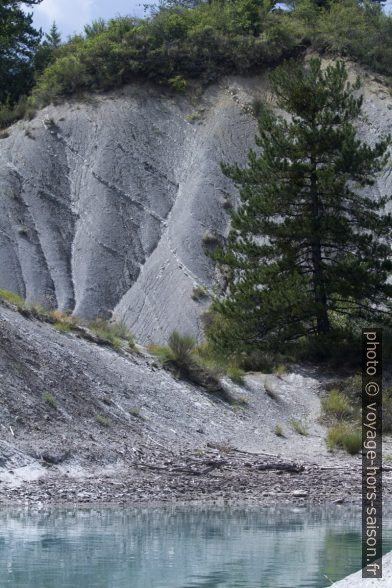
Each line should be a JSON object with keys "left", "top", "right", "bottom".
{"left": 32, "top": 0, "right": 392, "bottom": 38}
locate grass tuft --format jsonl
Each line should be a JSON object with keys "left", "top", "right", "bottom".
{"left": 191, "top": 285, "right": 209, "bottom": 302}
{"left": 0, "top": 288, "right": 25, "bottom": 307}
{"left": 53, "top": 321, "right": 71, "bottom": 333}
{"left": 273, "top": 364, "right": 287, "bottom": 378}
{"left": 321, "top": 389, "right": 352, "bottom": 420}
{"left": 43, "top": 393, "right": 57, "bottom": 408}
{"left": 89, "top": 319, "right": 135, "bottom": 352}
{"left": 149, "top": 331, "right": 196, "bottom": 372}
{"left": 226, "top": 366, "right": 246, "bottom": 385}
{"left": 129, "top": 406, "right": 142, "bottom": 418}
{"left": 30, "top": 304, "right": 49, "bottom": 320}
{"left": 95, "top": 414, "right": 109, "bottom": 427}
{"left": 327, "top": 423, "right": 362, "bottom": 455}
{"left": 290, "top": 419, "right": 309, "bottom": 436}
{"left": 273, "top": 424, "right": 284, "bottom": 437}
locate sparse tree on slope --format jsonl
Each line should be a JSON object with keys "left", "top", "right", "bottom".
{"left": 45, "top": 22, "right": 62, "bottom": 48}
{"left": 0, "top": 0, "right": 43, "bottom": 104}
{"left": 34, "top": 21, "right": 62, "bottom": 73}
{"left": 209, "top": 58, "right": 392, "bottom": 353}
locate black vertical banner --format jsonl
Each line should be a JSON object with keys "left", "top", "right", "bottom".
{"left": 362, "top": 329, "right": 382, "bottom": 578}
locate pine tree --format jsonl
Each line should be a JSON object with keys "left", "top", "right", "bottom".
{"left": 34, "top": 21, "right": 62, "bottom": 74}
{"left": 0, "top": 1, "right": 43, "bottom": 104}
{"left": 210, "top": 58, "right": 392, "bottom": 353}
{"left": 45, "top": 22, "right": 62, "bottom": 48}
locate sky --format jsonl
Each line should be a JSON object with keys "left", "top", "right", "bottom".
{"left": 32, "top": 0, "right": 154, "bottom": 37}
{"left": 32, "top": 0, "right": 392, "bottom": 38}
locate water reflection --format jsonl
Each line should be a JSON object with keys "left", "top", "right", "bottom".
{"left": 0, "top": 507, "right": 391, "bottom": 588}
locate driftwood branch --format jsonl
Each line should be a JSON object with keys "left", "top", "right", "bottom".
{"left": 254, "top": 463, "right": 304, "bottom": 473}
{"left": 137, "top": 457, "right": 304, "bottom": 476}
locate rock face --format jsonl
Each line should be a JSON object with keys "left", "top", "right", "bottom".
{"left": 0, "top": 65, "right": 391, "bottom": 343}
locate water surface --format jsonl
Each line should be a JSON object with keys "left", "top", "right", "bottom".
{"left": 1, "top": 507, "right": 391, "bottom": 588}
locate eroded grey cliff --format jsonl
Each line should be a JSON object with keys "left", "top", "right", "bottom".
{"left": 0, "top": 64, "right": 391, "bottom": 343}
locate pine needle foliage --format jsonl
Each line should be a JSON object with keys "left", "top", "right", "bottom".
{"left": 209, "top": 58, "right": 392, "bottom": 354}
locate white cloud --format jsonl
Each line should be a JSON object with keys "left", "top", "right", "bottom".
{"left": 34, "top": 0, "right": 95, "bottom": 36}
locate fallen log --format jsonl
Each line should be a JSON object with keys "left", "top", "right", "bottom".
{"left": 254, "top": 463, "right": 304, "bottom": 473}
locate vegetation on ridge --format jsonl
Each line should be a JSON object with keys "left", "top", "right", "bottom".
{"left": 0, "top": 288, "right": 136, "bottom": 353}
{"left": 1, "top": 1, "right": 392, "bottom": 128}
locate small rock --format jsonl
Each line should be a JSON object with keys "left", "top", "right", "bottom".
{"left": 292, "top": 490, "right": 308, "bottom": 498}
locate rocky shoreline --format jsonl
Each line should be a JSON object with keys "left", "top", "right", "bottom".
{"left": 2, "top": 304, "right": 392, "bottom": 512}
{"left": 1, "top": 447, "right": 387, "bottom": 508}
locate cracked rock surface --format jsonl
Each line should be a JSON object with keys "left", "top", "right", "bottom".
{"left": 1, "top": 63, "right": 390, "bottom": 344}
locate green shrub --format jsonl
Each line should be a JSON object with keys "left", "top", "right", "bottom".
{"left": 232, "top": 403, "right": 245, "bottom": 413}
{"left": 149, "top": 332, "right": 231, "bottom": 397}
{"left": 29, "top": 3, "right": 295, "bottom": 112}
{"left": 0, "top": 96, "right": 36, "bottom": 130}
{"left": 186, "top": 110, "right": 203, "bottom": 123}
{"left": 274, "top": 424, "right": 284, "bottom": 437}
{"left": 314, "top": 0, "right": 392, "bottom": 77}
{"left": 327, "top": 423, "right": 362, "bottom": 455}
{"left": 1, "top": 0, "right": 391, "bottom": 130}
{"left": 194, "top": 341, "right": 247, "bottom": 384}
{"left": 273, "top": 364, "right": 287, "bottom": 378}
{"left": 290, "top": 419, "right": 309, "bottom": 436}
{"left": 149, "top": 331, "right": 196, "bottom": 371}
{"left": 33, "top": 55, "right": 90, "bottom": 104}
{"left": 96, "top": 414, "right": 109, "bottom": 427}
{"left": 237, "top": 349, "right": 275, "bottom": 373}
{"left": 43, "top": 393, "right": 57, "bottom": 408}
{"left": 129, "top": 406, "right": 142, "bottom": 418}
{"left": 191, "top": 285, "right": 209, "bottom": 302}
{"left": 169, "top": 330, "right": 196, "bottom": 365}
{"left": 168, "top": 75, "right": 188, "bottom": 92}
{"left": 321, "top": 389, "right": 353, "bottom": 420}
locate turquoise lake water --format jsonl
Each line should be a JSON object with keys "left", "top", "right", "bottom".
{"left": 0, "top": 506, "right": 391, "bottom": 587}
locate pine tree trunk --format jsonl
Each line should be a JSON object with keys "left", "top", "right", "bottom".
{"left": 310, "top": 155, "right": 330, "bottom": 336}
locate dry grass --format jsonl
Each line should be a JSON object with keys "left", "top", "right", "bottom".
{"left": 273, "top": 424, "right": 284, "bottom": 437}
{"left": 0, "top": 288, "right": 25, "bottom": 307}
{"left": 290, "top": 419, "right": 309, "bottom": 436}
